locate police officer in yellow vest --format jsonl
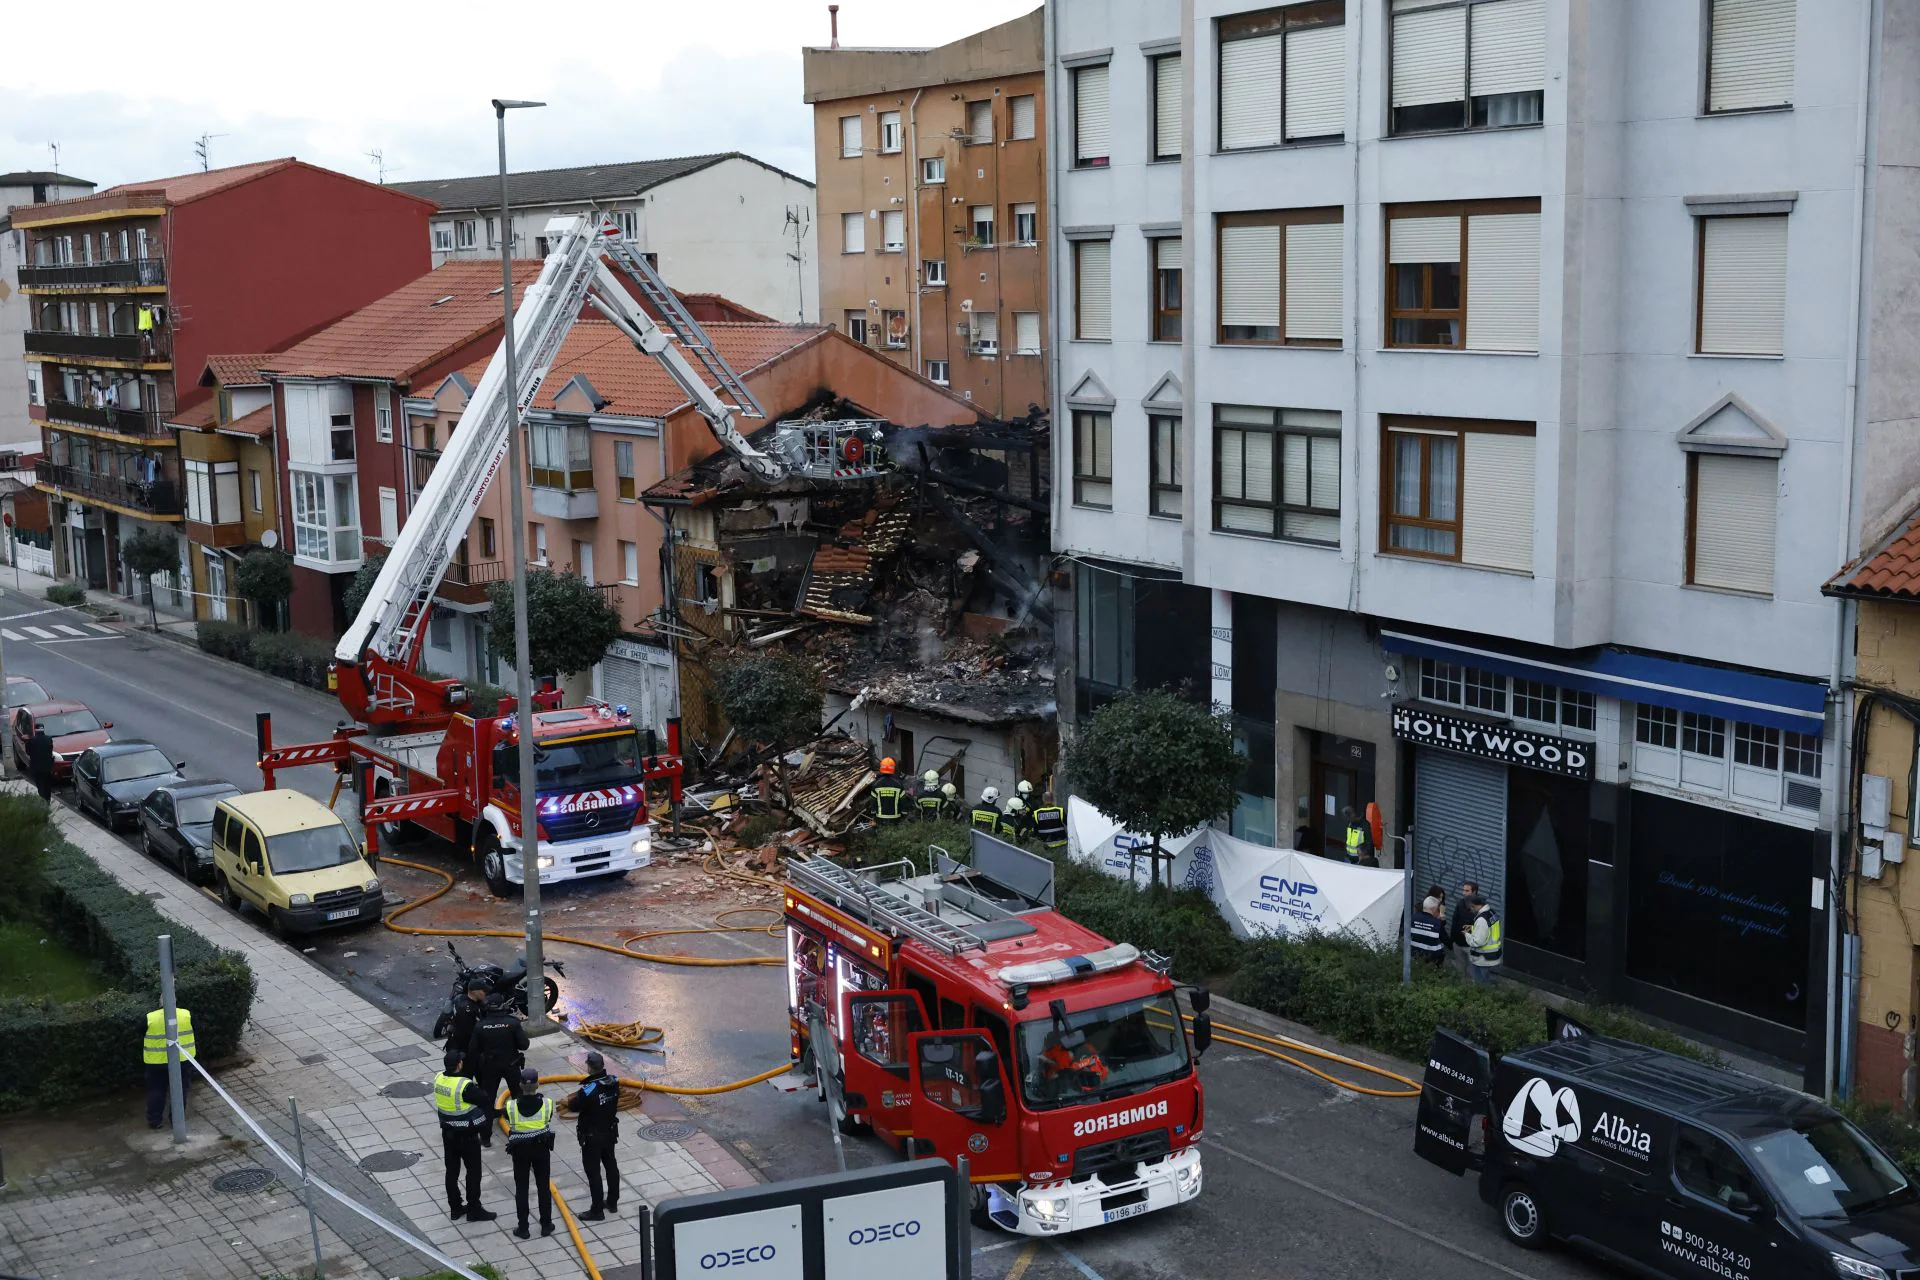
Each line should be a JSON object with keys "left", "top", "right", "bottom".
{"left": 915, "top": 770, "right": 946, "bottom": 821}
{"left": 143, "top": 1005, "right": 195, "bottom": 1129}
{"left": 1030, "top": 798, "right": 1068, "bottom": 850}
{"left": 1465, "top": 895, "right": 1503, "bottom": 984}
{"left": 1341, "top": 806, "right": 1374, "bottom": 864}
{"left": 505, "top": 1066, "right": 557, "bottom": 1239}
{"left": 969, "top": 786, "right": 1002, "bottom": 832}
{"left": 870, "top": 757, "right": 906, "bottom": 825}
{"left": 433, "top": 1050, "right": 497, "bottom": 1223}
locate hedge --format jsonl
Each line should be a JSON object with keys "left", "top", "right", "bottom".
{"left": 1842, "top": 1101, "right": 1920, "bottom": 1182}
{"left": 194, "top": 619, "right": 334, "bottom": 692}
{"left": 0, "top": 794, "right": 256, "bottom": 1110}
{"left": 45, "top": 582, "right": 87, "bottom": 606}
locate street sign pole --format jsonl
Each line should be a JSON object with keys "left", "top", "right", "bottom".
{"left": 157, "top": 933, "right": 188, "bottom": 1143}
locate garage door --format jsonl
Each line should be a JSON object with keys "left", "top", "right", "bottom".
{"left": 600, "top": 648, "right": 672, "bottom": 741}
{"left": 1412, "top": 748, "right": 1508, "bottom": 916}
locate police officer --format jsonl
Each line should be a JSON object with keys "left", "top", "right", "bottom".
{"left": 445, "top": 984, "right": 489, "bottom": 1054}
{"left": 997, "top": 796, "right": 1033, "bottom": 841}
{"left": 505, "top": 1067, "right": 557, "bottom": 1239}
{"left": 564, "top": 1050, "right": 623, "bottom": 1221}
{"left": 465, "top": 993, "right": 529, "bottom": 1145}
{"left": 1409, "top": 896, "right": 1447, "bottom": 967}
{"left": 142, "top": 1003, "right": 195, "bottom": 1129}
{"left": 432, "top": 1050, "right": 496, "bottom": 1223}
{"left": 915, "top": 770, "right": 945, "bottom": 821}
{"left": 1030, "top": 796, "right": 1068, "bottom": 850}
{"left": 969, "top": 786, "right": 1002, "bottom": 832}
{"left": 869, "top": 757, "right": 906, "bottom": 825}
{"left": 1341, "top": 806, "right": 1373, "bottom": 864}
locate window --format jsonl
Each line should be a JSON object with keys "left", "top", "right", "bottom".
{"left": 883, "top": 309, "right": 909, "bottom": 348}
{"left": 1513, "top": 681, "right": 1596, "bottom": 730}
{"left": 249, "top": 468, "right": 263, "bottom": 513}
{"left": 1218, "top": 209, "right": 1342, "bottom": 345}
{"left": 1150, "top": 415, "right": 1182, "bottom": 518}
{"left": 1636, "top": 701, "right": 1822, "bottom": 812}
{"left": 924, "top": 259, "right": 947, "bottom": 287}
{"left": 621, "top": 540, "right": 640, "bottom": 585}
{"left": 1009, "top": 94, "right": 1036, "bottom": 140}
{"left": 1675, "top": 1128, "right": 1767, "bottom": 1212}
{"left": 1073, "top": 411, "right": 1113, "bottom": 508}
{"left": 432, "top": 223, "right": 453, "bottom": 252}
{"left": 879, "top": 111, "right": 902, "bottom": 153}
{"left": 1389, "top": 0, "right": 1546, "bottom": 135}
{"left": 532, "top": 523, "right": 548, "bottom": 564}
{"left": 574, "top": 540, "right": 595, "bottom": 584}
{"left": 1688, "top": 453, "right": 1777, "bottom": 594}
{"left": 969, "top": 205, "right": 995, "bottom": 246}
{"left": 926, "top": 360, "right": 950, "bottom": 385}
{"left": 330, "top": 411, "right": 355, "bottom": 462}
{"left": 1073, "top": 65, "right": 1111, "bottom": 167}
{"left": 184, "top": 460, "right": 240, "bottom": 525}
{"left": 1697, "top": 215, "right": 1787, "bottom": 356}
{"left": 1214, "top": 405, "right": 1340, "bottom": 543}
{"left": 971, "top": 312, "right": 999, "bottom": 355}
{"left": 375, "top": 404, "right": 393, "bottom": 444}
{"left": 1734, "top": 722, "right": 1779, "bottom": 770}
{"left": 1153, "top": 54, "right": 1183, "bottom": 159}
{"left": 881, "top": 209, "right": 905, "bottom": 252}
{"left": 455, "top": 219, "right": 477, "bottom": 249}
{"left": 1218, "top": 3, "right": 1345, "bottom": 149}
{"left": 1682, "top": 712, "right": 1727, "bottom": 760}
{"left": 480, "top": 517, "right": 497, "bottom": 558}
{"left": 966, "top": 100, "right": 994, "bottom": 144}
{"left": 841, "top": 211, "right": 866, "bottom": 254}
{"left": 1420, "top": 659, "right": 1466, "bottom": 706}
{"left": 921, "top": 156, "right": 946, "bottom": 184}
{"left": 1383, "top": 417, "right": 1535, "bottom": 570}
{"left": 612, "top": 439, "right": 636, "bottom": 501}
{"left": 1386, "top": 201, "right": 1541, "bottom": 351}
{"left": 1151, "top": 237, "right": 1183, "bottom": 341}
{"left": 1013, "top": 312, "right": 1041, "bottom": 356}
{"left": 614, "top": 210, "right": 637, "bottom": 239}
{"left": 290, "top": 470, "right": 359, "bottom": 564}
{"left": 1012, "top": 203, "right": 1038, "bottom": 245}
{"left": 530, "top": 421, "right": 592, "bottom": 490}
{"left": 839, "top": 115, "right": 862, "bottom": 157}
{"left": 1637, "top": 705, "right": 1678, "bottom": 748}
{"left": 428, "top": 607, "right": 452, "bottom": 650}
{"left": 486, "top": 217, "right": 499, "bottom": 248}
{"left": 1707, "top": 0, "right": 1795, "bottom": 113}
{"left": 378, "top": 486, "right": 398, "bottom": 540}
{"left": 1074, "top": 240, "right": 1112, "bottom": 340}
{"left": 844, "top": 310, "right": 869, "bottom": 344}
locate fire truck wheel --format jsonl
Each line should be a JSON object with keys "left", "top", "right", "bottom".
{"left": 968, "top": 1184, "right": 995, "bottom": 1230}
{"left": 367, "top": 780, "right": 417, "bottom": 847}
{"left": 477, "top": 828, "right": 517, "bottom": 898}
{"left": 829, "top": 1074, "right": 870, "bottom": 1137}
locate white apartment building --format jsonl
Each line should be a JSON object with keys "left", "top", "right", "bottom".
{"left": 396, "top": 153, "right": 819, "bottom": 324}
{"left": 0, "top": 172, "right": 96, "bottom": 450}
{"left": 1046, "top": 0, "right": 1920, "bottom": 1088}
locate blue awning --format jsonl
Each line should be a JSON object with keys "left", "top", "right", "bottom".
{"left": 1379, "top": 630, "right": 1828, "bottom": 734}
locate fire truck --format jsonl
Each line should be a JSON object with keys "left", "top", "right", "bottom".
{"left": 784, "top": 834, "right": 1212, "bottom": 1236}
{"left": 256, "top": 213, "right": 887, "bottom": 892}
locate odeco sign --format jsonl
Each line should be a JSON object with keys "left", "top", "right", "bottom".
{"left": 1392, "top": 704, "right": 1593, "bottom": 779}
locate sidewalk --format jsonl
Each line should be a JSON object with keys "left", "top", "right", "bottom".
{"left": 0, "top": 788, "right": 759, "bottom": 1280}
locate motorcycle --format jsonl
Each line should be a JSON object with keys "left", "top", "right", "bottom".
{"left": 429, "top": 940, "right": 565, "bottom": 1038}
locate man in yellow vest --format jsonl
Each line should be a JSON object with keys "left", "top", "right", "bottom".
{"left": 504, "top": 1066, "right": 557, "bottom": 1239}
{"left": 869, "top": 757, "right": 906, "bottom": 825}
{"left": 1030, "top": 798, "right": 1068, "bottom": 850}
{"left": 143, "top": 1004, "right": 195, "bottom": 1129}
{"left": 1466, "top": 895, "right": 1503, "bottom": 984}
{"left": 915, "top": 769, "right": 945, "bottom": 821}
{"left": 432, "top": 1050, "right": 497, "bottom": 1223}
{"left": 1341, "top": 806, "right": 1374, "bottom": 864}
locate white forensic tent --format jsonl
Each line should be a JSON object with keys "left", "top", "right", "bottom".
{"left": 1066, "top": 796, "right": 1210, "bottom": 890}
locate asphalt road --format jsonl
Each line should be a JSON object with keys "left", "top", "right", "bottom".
{"left": 0, "top": 581, "right": 1620, "bottom": 1280}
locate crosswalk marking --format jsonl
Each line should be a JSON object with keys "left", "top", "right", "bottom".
{"left": 88, "top": 623, "right": 115, "bottom": 635}
{"left": 24, "top": 627, "right": 55, "bottom": 639}
{"left": 54, "top": 624, "right": 85, "bottom": 636}
{"left": 0, "top": 629, "right": 19, "bottom": 642}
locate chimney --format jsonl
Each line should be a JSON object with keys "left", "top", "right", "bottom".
{"left": 829, "top": 4, "right": 840, "bottom": 49}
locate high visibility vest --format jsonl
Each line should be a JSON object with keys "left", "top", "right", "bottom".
{"left": 1344, "top": 825, "right": 1367, "bottom": 860}
{"left": 1470, "top": 914, "right": 1504, "bottom": 966}
{"left": 1031, "top": 805, "right": 1067, "bottom": 849}
{"left": 136, "top": 306, "right": 154, "bottom": 332}
{"left": 143, "top": 1008, "right": 196, "bottom": 1065}
{"left": 872, "top": 784, "right": 905, "bottom": 822}
{"left": 506, "top": 1096, "right": 556, "bottom": 1145}
{"left": 916, "top": 792, "right": 946, "bottom": 819}
{"left": 997, "top": 811, "right": 1030, "bottom": 840}
{"left": 970, "top": 806, "right": 1000, "bottom": 831}
{"left": 433, "top": 1072, "right": 486, "bottom": 1128}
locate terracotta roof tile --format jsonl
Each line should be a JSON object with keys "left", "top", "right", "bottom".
{"left": 97, "top": 159, "right": 295, "bottom": 205}
{"left": 167, "top": 400, "right": 218, "bottom": 430}
{"left": 218, "top": 404, "right": 274, "bottom": 439}
{"left": 202, "top": 353, "right": 274, "bottom": 388}
{"left": 528, "top": 320, "right": 827, "bottom": 418}
{"left": 261, "top": 260, "right": 541, "bottom": 385}
{"left": 1828, "top": 513, "right": 1920, "bottom": 601}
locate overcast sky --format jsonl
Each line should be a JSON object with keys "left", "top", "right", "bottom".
{"left": 0, "top": 0, "right": 1040, "bottom": 192}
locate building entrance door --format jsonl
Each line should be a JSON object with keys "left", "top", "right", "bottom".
{"left": 1310, "top": 759, "right": 1360, "bottom": 859}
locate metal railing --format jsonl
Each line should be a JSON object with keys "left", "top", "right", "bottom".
{"left": 19, "top": 257, "right": 167, "bottom": 288}
{"left": 24, "top": 330, "right": 156, "bottom": 361}
{"left": 35, "top": 460, "right": 181, "bottom": 515}
{"left": 45, "top": 397, "right": 168, "bottom": 437}
{"left": 443, "top": 558, "right": 507, "bottom": 587}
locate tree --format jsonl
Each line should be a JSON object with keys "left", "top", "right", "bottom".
{"left": 1064, "top": 689, "right": 1242, "bottom": 889}
{"left": 485, "top": 568, "right": 625, "bottom": 677}
{"left": 119, "top": 528, "right": 178, "bottom": 631}
{"left": 234, "top": 548, "right": 292, "bottom": 630}
{"left": 711, "top": 653, "right": 824, "bottom": 809}
{"left": 342, "top": 553, "right": 386, "bottom": 623}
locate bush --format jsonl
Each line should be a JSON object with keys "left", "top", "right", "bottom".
{"left": 249, "top": 630, "right": 335, "bottom": 691}
{"left": 458, "top": 679, "right": 510, "bottom": 718}
{"left": 45, "top": 582, "right": 87, "bottom": 606}
{"left": 0, "top": 814, "right": 256, "bottom": 1109}
{"left": 0, "top": 794, "right": 50, "bottom": 919}
{"left": 1053, "top": 856, "right": 1244, "bottom": 983}
{"left": 195, "top": 619, "right": 257, "bottom": 665}
{"left": 1841, "top": 1100, "right": 1920, "bottom": 1181}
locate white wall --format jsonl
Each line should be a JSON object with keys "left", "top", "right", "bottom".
{"left": 824, "top": 691, "right": 1030, "bottom": 805}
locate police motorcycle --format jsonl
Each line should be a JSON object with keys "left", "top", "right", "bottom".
{"left": 430, "top": 939, "right": 564, "bottom": 1036}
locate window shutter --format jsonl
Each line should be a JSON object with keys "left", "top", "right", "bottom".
{"left": 1015, "top": 312, "right": 1041, "bottom": 354}
{"left": 1461, "top": 432, "right": 1535, "bottom": 572}
{"left": 1285, "top": 24, "right": 1345, "bottom": 139}
{"left": 1468, "top": 0, "right": 1546, "bottom": 99}
{"left": 1220, "top": 224, "right": 1281, "bottom": 330}
{"left": 1011, "top": 95, "right": 1036, "bottom": 139}
{"left": 1076, "top": 241, "right": 1112, "bottom": 339}
{"left": 1220, "top": 34, "right": 1283, "bottom": 149}
{"left": 840, "top": 115, "right": 861, "bottom": 157}
{"left": 881, "top": 210, "right": 904, "bottom": 251}
{"left": 1389, "top": 215, "right": 1462, "bottom": 263}
{"left": 1464, "top": 212, "right": 1540, "bottom": 352}
{"left": 1700, "top": 215, "right": 1787, "bottom": 355}
{"left": 1281, "top": 434, "right": 1309, "bottom": 507}
{"left": 1155, "top": 55, "right": 1183, "bottom": 157}
{"left": 1075, "top": 65, "right": 1111, "bottom": 160}
{"left": 1709, "top": 0, "right": 1795, "bottom": 112}
{"left": 1219, "top": 430, "right": 1246, "bottom": 500}
{"left": 842, "top": 212, "right": 865, "bottom": 254}
{"left": 1693, "top": 454, "right": 1777, "bottom": 593}
{"left": 1391, "top": 6, "right": 1467, "bottom": 107}
{"left": 1156, "top": 236, "right": 1182, "bottom": 272}
{"left": 1284, "top": 221, "right": 1343, "bottom": 341}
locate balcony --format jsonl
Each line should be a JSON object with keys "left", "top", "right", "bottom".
{"left": 438, "top": 557, "right": 506, "bottom": 605}
{"left": 36, "top": 460, "right": 181, "bottom": 517}
{"left": 25, "top": 330, "right": 159, "bottom": 362}
{"left": 44, "top": 398, "right": 169, "bottom": 439}
{"left": 20, "top": 258, "right": 167, "bottom": 289}
{"left": 531, "top": 484, "right": 598, "bottom": 522}
{"left": 186, "top": 518, "right": 247, "bottom": 550}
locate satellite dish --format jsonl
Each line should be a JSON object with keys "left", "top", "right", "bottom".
{"left": 261, "top": 529, "right": 279, "bottom": 549}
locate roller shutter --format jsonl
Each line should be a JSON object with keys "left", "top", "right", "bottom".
{"left": 1708, "top": 0, "right": 1795, "bottom": 112}
{"left": 1284, "top": 222, "right": 1343, "bottom": 341}
{"left": 1692, "top": 454, "right": 1777, "bottom": 594}
{"left": 1413, "top": 748, "right": 1509, "bottom": 917}
{"left": 1220, "top": 34, "right": 1283, "bottom": 149}
{"left": 1468, "top": 0, "right": 1546, "bottom": 99}
{"left": 1464, "top": 212, "right": 1540, "bottom": 352}
{"left": 1699, "top": 215, "right": 1787, "bottom": 355}
{"left": 1461, "top": 431, "right": 1536, "bottom": 573}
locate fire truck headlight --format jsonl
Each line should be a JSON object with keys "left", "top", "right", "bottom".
{"left": 536, "top": 855, "right": 555, "bottom": 870}
{"left": 631, "top": 835, "right": 651, "bottom": 856}
{"left": 1176, "top": 1160, "right": 1202, "bottom": 1195}
{"left": 1028, "top": 1196, "right": 1071, "bottom": 1222}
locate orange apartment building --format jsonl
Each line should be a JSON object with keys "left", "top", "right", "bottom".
{"left": 803, "top": 8, "right": 1047, "bottom": 421}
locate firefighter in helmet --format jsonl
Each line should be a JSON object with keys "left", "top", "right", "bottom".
{"left": 915, "top": 769, "right": 945, "bottom": 821}
{"left": 970, "top": 786, "right": 1003, "bottom": 832}
{"left": 870, "top": 758, "right": 906, "bottom": 824}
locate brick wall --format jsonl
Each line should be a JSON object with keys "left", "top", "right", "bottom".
{"left": 1857, "top": 1020, "right": 1911, "bottom": 1106}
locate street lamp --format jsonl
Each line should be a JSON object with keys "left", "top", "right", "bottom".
{"left": 493, "top": 96, "right": 554, "bottom": 1034}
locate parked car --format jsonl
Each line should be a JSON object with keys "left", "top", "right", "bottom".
{"left": 4, "top": 674, "right": 48, "bottom": 710}
{"left": 139, "top": 779, "right": 244, "bottom": 882}
{"left": 9, "top": 700, "right": 110, "bottom": 781}
{"left": 73, "top": 742, "right": 186, "bottom": 830}
{"left": 212, "top": 789, "right": 383, "bottom": 936}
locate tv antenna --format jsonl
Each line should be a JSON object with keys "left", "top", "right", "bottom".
{"left": 48, "top": 142, "right": 61, "bottom": 178}
{"left": 783, "top": 205, "right": 811, "bottom": 323}
{"left": 366, "top": 149, "right": 400, "bottom": 184}
{"left": 194, "top": 132, "right": 228, "bottom": 172}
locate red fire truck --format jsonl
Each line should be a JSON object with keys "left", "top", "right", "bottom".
{"left": 784, "top": 836, "right": 1212, "bottom": 1236}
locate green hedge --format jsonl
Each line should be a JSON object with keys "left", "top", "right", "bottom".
{"left": 45, "top": 582, "right": 87, "bottom": 606}
{"left": 194, "top": 620, "right": 333, "bottom": 691}
{"left": 0, "top": 794, "right": 256, "bottom": 1109}
{"left": 1842, "top": 1101, "right": 1920, "bottom": 1182}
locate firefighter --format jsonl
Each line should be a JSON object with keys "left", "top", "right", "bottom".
{"left": 1040, "top": 1033, "right": 1109, "bottom": 1096}
{"left": 915, "top": 769, "right": 945, "bottom": 821}
{"left": 939, "top": 782, "right": 960, "bottom": 820}
{"left": 1015, "top": 779, "right": 1036, "bottom": 803}
{"left": 997, "top": 796, "right": 1033, "bottom": 842}
{"left": 1030, "top": 796, "right": 1068, "bottom": 850}
{"left": 870, "top": 758, "right": 906, "bottom": 825}
{"left": 969, "top": 786, "right": 1002, "bottom": 832}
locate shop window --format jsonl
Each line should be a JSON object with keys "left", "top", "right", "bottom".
{"left": 1633, "top": 702, "right": 1822, "bottom": 817}
{"left": 1505, "top": 768, "right": 1588, "bottom": 961}
{"left": 1419, "top": 658, "right": 1466, "bottom": 706}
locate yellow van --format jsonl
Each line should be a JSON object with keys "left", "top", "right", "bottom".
{"left": 211, "top": 789, "right": 383, "bottom": 935}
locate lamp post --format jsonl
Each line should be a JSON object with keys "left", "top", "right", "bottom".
{"left": 493, "top": 96, "right": 554, "bottom": 1034}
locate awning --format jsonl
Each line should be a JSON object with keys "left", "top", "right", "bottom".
{"left": 1379, "top": 630, "right": 1827, "bottom": 734}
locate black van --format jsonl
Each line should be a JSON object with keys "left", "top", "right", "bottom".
{"left": 1415, "top": 1022, "right": 1920, "bottom": 1280}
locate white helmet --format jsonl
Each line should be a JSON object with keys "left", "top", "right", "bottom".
{"left": 923, "top": 770, "right": 940, "bottom": 788}
{"left": 941, "top": 782, "right": 957, "bottom": 799}
{"left": 1016, "top": 780, "right": 1034, "bottom": 797}
{"left": 1005, "top": 797, "right": 1027, "bottom": 814}
{"left": 982, "top": 786, "right": 1000, "bottom": 805}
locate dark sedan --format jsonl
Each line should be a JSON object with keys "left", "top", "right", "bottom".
{"left": 73, "top": 742, "right": 186, "bottom": 830}
{"left": 139, "top": 780, "right": 243, "bottom": 882}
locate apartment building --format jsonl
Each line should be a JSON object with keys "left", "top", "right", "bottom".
{"left": 1049, "top": 0, "right": 1920, "bottom": 1090}
{"left": 13, "top": 160, "right": 432, "bottom": 597}
{"left": 396, "top": 154, "right": 818, "bottom": 323}
{"left": 1, "top": 171, "right": 97, "bottom": 450}
{"left": 804, "top": 8, "right": 1050, "bottom": 420}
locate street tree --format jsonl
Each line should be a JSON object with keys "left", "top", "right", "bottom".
{"left": 711, "top": 653, "right": 823, "bottom": 809}
{"left": 343, "top": 553, "right": 386, "bottom": 622}
{"left": 1064, "top": 689, "right": 1241, "bottom": 889}
{"left": 234, "top": 548, "right": 293, "bottom": 630}
{"left": 485, "top": 568, "right": 624, "bottom": 677}
{"left": 119, "top": 528, "right": 178, "bottom": 631}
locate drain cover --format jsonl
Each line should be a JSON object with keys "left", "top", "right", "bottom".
{"left": 211, "top": 1167, "right": 276, "bottom": 1194}
{"left": 298, "top": 1053, "right": 328, "bottom": 1066}
{"left": 380, "top": 1079, "right": 432, "bottom": 1098}
{"left": 639, "top": 1121, "right": 697, "bottom": 1143}
{"left": 371, "top": 1044, "right": 431, "bottom": 1065}
{"left": 357, "top": 1150, "right": 422, "bottom": 1173}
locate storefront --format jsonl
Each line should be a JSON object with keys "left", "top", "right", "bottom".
{"left": 597, "top": 637, "right": 674, "bottom": 740}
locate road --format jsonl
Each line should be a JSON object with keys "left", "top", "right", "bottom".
{"left": 0, "top": 580, "right": 1617, "bottom": 1280}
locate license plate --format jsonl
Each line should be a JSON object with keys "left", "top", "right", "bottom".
{"left": 1102, "top": 1201, "right": 1149, "bottom": 1224}
{"left": 325, "top": 908, "right": 359, "bottom": 921}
